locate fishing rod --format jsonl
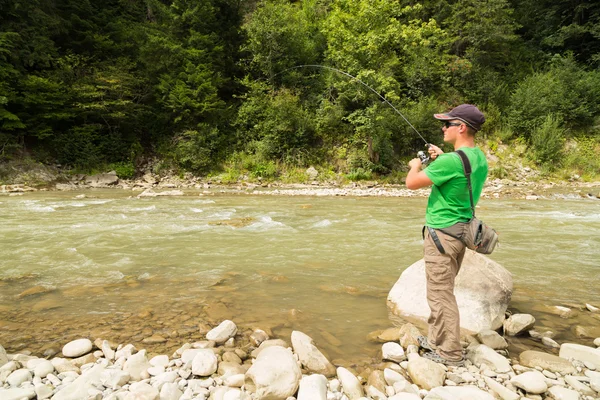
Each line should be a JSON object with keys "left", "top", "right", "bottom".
{"left": 274, "top": 64, "right": 432, "bottom": 163}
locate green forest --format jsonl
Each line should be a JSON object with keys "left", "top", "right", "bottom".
{"left": 1, "top": 0, "right": 599, "bottom": 182}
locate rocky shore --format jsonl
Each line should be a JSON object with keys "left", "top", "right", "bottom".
{"left": 1, "top": 168, "right": 600, "bottom": 200}
{"left": 2, "top": 318, "right": 600, "bottom": 400}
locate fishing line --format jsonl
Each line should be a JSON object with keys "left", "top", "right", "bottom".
{"left": 273, "top": 64, "right": 430, "bottom": 147}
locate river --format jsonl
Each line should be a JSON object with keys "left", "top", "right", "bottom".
{"left": 1, "top": 190, "right": 599, "bottom": 365}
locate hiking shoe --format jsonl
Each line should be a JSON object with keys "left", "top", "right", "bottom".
{"left": 417, "top": 335, "right": 435, "bottom": 351}
{"left": 422, "top": 351, "right": 465, "bottom": 367}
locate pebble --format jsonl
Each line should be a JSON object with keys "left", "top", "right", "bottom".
{"left": 62, "top": 338, "right": 93, "bottom": 358}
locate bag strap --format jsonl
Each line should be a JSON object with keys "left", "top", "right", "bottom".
{"left": 455, "top": 149, "right": 476, "bottom": 218}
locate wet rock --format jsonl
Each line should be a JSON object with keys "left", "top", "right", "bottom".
{"left": 574, "top": 325, "right": 600, "bottom": 339}
{"left": 510, "top": 370, "right": 548, "bottom": 394}
{"left": 382, "top": 342, "right": 406, "bottom": 362}
{"left": 297, "top": 373, "right": 327, "bottom": 400}
{"left": 547, "top": 386, "right": 581, "bottom": 400}
{"left": 137, "top": 189, "right": 184, "bottom": 198}
{"left": 519, "top": 350, "right": 576, "bottom": 375}
{"left": 191, "top": 349, "right": 218, "bottom": 376}
{"left": 542, "top": 337, "right": 560, "bottom": 348}
{"left": 250, "top": 329, "right": 269, "bottom": 346}
{"left": 245, "top": 346, "right": 301, "bottom": 400}
{"left": 586, "top": 303, "right": 599, "bottom": 313}
{"left": 16, "top": 285, "right": 55, "bottom": 298}
{"left": 336, "top": 367, "right": 364, "bottom": 400}
{"left": 123, "top": 349, "right": 151, "bottom": 381}
{"left": 142, "top": 334, "right": 167, "bottom": 344}
{"left": 291, "top": 330, "right": 336, "bottom": 377}
{"left": 388, "top": 251, "right": 512, "bottom": 333}
{"left": 207, "top": 320, "right": 238, "bottom": 344}
{"left": 367, "top": 370, "right": 387, "bottom": 393}
{"left": 407, "top": 355, "right": 446, "bottom": 390}
{"left": 559, "top": 343, "right": 600, "bottom": 366}
{"left": 62, "top": 338, "right": 93, "bottom": 358}
{"left": 476, "top": 329, "right": 508, "bottom": 350}
{"left": 467, "top": 344, "right": 512, "bottom": 373}
{"left": 424, "top": 385, "right": 495, "bottom": 399}
{"left": 504, "top": 314, "right": 536, "bottom": 336}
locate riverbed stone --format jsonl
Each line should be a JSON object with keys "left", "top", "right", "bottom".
{"left": 565, "top": 375, "right": 595, "bottom": 396}
{"left": 384, "top": 368, "right": 407, "bottom": 386}
{"left": 388, "top": 394, "right": 421, "bottom": 400}
{"left": 291, "top": 330, "right": 336, "bottom": 377}
{"left": 424, "top": 385, "right": 495, "bottom": 399}
{"left": 0, "top": 388, "right": 36, "bottom": 400}
{"left": 399, "top": 323, "right": 422, "bottom": 348}
{"left": 191, "top": 349, "right": 218, "bottom": 376}
{"left": 467, "top": 344, "right": 512, "bottom": 373}
{"left": 559, "top": 343, "right": 600, "bottom": 366}
{"left": 85, "top": 172, "right": 118, "bottom": 187}
{"left": 0, "top": 344, "right": 8, "bottom": 367}
{"left": 483, "top": 376, "right": 519, "bottom": 400}
{"left": 123, "top": 349, "right": 151, "bottom": 381}
{"left": 250, "top": 339, "right": 289, "bottom": 358}
{"left": 51, "top": 357, "right": 79, "bottom": 373}
{"left": 160, "top": 382, "right": 183, "bottom": 400}
{"left": 547, "top": 386, "right": 581, "bottom": 400}
{"left": 33, "top": 359, "right": 54, "bottom": 378}
{"left": 207, "top": 320, "right": 238, "bottom": 344}
{"left": 62, "top": 338, "right": 93, "bottom": 358}
{"left": 34, "top": 383, "right": 52, "bottom": 400}
{"left": 337, "top": 367, "right": 364, "bottom": 400}
{"left": 503, "top": 314, "right": 536, "bottom": 336}
{"left": 476, "top": 329, "right": 508, "bottom": 350}
{"left": 100, "top": 369, "right": 131, "bottom": 389}
{"left": 510, "top": 370, "right": 548, "bottom": 394}
{"left": 382, "top": 342, "right": 406, "bottom": 362}
{"left": 387, "top": 250, "right": 512, "bottom": 333}
{"left": 519, "top": 350, "right": 576, "bottom": 374}
{"left": 407, "top": 355, "right": 446, "bottom": 390}
{"left": 52, "top": 364, "right": 105, "bottom": 400}
{"left": 297, "top": 373, "right": 327, "bottom": 400}
{"left": 594, "top": 338, "right": 600, "bottom": 347}
{"left": 245, "top": 346, "right": 301, "bottom": 400}
{"left": 126, "top": 381, "right": 159, "bottom": 400}
{"left": 7, "top": 368, "right": 32, "bottom": 386}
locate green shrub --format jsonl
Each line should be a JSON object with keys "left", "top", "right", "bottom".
{"left": 173, "top": 125, "right": 219, "bottom": 174}
{"left": 250, "top": 160, "right": 278, "bottom": 179}
{"left": 562, "top": 136, "right": 600, "bottom": 179}
{"left": 108, "top": 161, "right": 135, "bottom": 179}
{"left": 346, "top": 167, "right": 372, "bottom": 181}
{"left": 530, "top": 114, "right": 565, "bottom": 167}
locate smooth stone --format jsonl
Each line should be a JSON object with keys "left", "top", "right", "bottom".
{"left": 33, "top": 360, "right": 54, "bottom": 378}
{"left": 399, "top": 324, "right": 422, "bottom": 349}
{"left": 424, "top": 385, "right": 495, "bottom": 399}
{"left": 191, "top": 349, "right": 218, "bottom": 376}
{"left": 101, "top": 340, "right": 115, "bottom": 361}
{"left": 388, "top": 393, "right": 421, "bottom": 400}
{"left": 34, "top": 383, "right": 53, "bottom": 400}
{"left": 589, "top": 376, "right": 600, "bottom": 392}
{"left": 182, "top": 349, "right": 204, "bottom": 364}
{"left": 298, "top": 373, "right": 327, "bottom": 400}
{"left": 250, "top": 329, "right": 269, "bottom": 346}
{"left": 70, "top": 352, "right": 96, "bottom": 368}
{"left": 366, "top": 385, "right": 387, "bottom": 400}
{"left": 559, "top": 343, "right": 600, "bottom": 367}
{"left": 100, "top": 369, "right": 130, "bottom": 389}
{"left": 564, "top": 375, "right": 595, "bottom": 396}
{"left": 483, "top": 376, "right": 519, "bottom": 400}
{"left": 520, "top": 351, "right": 576, "bottom": 375}
{"left": 586, "top": 303, "right": 599, "bottom": 312}
{"left": 51, "top": 358, "right": 79, "bottom": 373}
{"left": 52, "top": 364, "right": 105, "bottom": 400}
{"left": 224, "top": 373, "right": 245, "bottom": 387}
{"left": 160, "top": 382, "right": 183, "bottom": 400}
{"left": 504, "top": 314, "right": 536, "bottom": 336}
{"left": 218, "top": 361, "right": 246, "bottom": 377}
{"left": 150, "top": 355, "right": 169, "bottom": 368}
{"left": 336, "top": 367, "right": 364, "bottom": 400}
{"left": 467, "top": 344, "right": 512, "bottom": 373}
{"left": 476, "top": 330, "right": 508, "bottom": 350}
{"left": 125, "top": 381, "right": 159, "bottom": 400}
{"left": 7, "top": 369, "right": 32, "bottom": 387}
{"left": 594, "top": 338, "right": 600, "bottom": 347}
{"left": 1, "top": 361, "right": 17, "bottom": 373}
{"left": 147, "top": 366, "right": 164, "bottom": 376}
{"left": 206, "top": 320, "right": 238, "bottom": 344}
{"left": 547, "top": 386, "right": 581, "bottom": 400}
{"left": 388, "top": 251, "right": 512, "bottom": 333}
{"left": 407, "top": 356, "right": 446, "bottom": 390}
{"left": 123, "top": 349, "right": 151, "bottom": 381}
{"left": 543, "top": 337, "right": 561, "bottom": 349}
{"left": 62, "top": 339, "right": 93, "bottom": 358}
{"left": 245, "top": 346, "right": 300, "bottom": 399}
{"left": 382, "top": 342, "right": 406, "bottom": 363}
{"left": 291, "top": 330, "right": 336, "bottom": 377}
{"left": 377, "top": 327, "right": 402, "bottom": 342}
{"left": 384, "top": 368, "right": 407, "bottom": 386}
{"left": 250, "top": 339, "right": 289, "bottom": 358}
{"left": 0, "top": 344, "right": 8, "bottom": 368}
{"left": 222, "top": 352, "right": 242, "bottom": 365}
{"left": 0, "top": 388, "right": 36, "bottom": 400}
{"left": 367, "top": 370, "right": 387, "bottom": 393}
{"left": 510, "top": 370, "right": 548, "bottom": 394}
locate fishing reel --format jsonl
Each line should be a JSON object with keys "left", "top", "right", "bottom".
{"left": 417, "top": 144, "right": 432, "bottom": 165}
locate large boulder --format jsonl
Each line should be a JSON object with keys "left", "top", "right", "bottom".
{"left": 387, "top": 250, "right": 512, "bottom": 333}
{"left": 85, "top": 171, "right": 118, "bottom": 187}
{"left": 519, "top": 350, "right": 576, "bottom": 375}
{"left": 559, "top": 343, "right": 600, "bottom": 366}
{"left": 244, "top": 346, "right": 301, "bottom": 400}
{"left": 291, "top": 331, "right": 336, "bottom": 377}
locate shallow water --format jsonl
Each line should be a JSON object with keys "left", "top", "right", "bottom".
{"left": 1, "top": 190, "right": 599, "bottom": 364}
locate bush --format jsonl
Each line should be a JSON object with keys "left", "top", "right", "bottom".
{"left": 562, "top": 136, "right": 600, "bottom": 179}
{"left": 530, "top": 114, "right": 565, "bottom": 167}
{"left": 173, "top": 125, "right": 220, "bottom": 174}
{"left": 250, "top": 160, "right": 278, "bottom": 179}
{"left": 346, "top": 167, "right": 372, "bottom": 181}
{"left": 108, "top": 161, "right": 135, "bottom": 179}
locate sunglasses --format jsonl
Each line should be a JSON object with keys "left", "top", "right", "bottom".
{"left": 443, "top": 121, "right": 463, "bottom": 128}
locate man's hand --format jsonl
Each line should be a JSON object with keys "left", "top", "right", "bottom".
{"left": 408, "top": 158, "right": 422, "bottom": 170}
{"left": 428, "top": 144, "right": 444, "bottom": 160}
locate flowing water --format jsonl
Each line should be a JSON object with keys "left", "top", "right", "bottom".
{"left": 1, "top": 190, "right": 599, "bottom": 365}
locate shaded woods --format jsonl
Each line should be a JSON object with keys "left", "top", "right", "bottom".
{"left": 1, "top": 0, "right": 599, "bottom": 181}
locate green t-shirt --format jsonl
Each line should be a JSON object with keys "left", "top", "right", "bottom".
{"left": 424, "top": 146, "right": 488, "bottom": 229}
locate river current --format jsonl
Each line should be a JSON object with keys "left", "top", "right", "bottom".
{"left": 1, "top": 190, "right": 599, "bottom": 364}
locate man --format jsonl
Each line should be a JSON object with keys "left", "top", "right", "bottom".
{"left": 405, "top": 104, "right": 488, "bottom": 366}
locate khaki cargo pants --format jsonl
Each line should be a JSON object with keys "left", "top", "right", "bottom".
{"left": 423, "top": 227, "right": 466, "bottom": 360}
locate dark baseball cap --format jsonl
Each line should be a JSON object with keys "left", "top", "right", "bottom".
{"left": 434, "top": 104, "right": 486, "bottom": 131}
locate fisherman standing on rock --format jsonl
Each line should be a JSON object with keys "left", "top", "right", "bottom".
{"left": 405, "top": 104, "right": 488, "bottom": 366}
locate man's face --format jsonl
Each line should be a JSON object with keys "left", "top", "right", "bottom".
{"left": 442, "top": 120, "right": 464, "bottom": 144}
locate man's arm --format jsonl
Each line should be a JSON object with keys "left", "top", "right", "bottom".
{"left": 406, "top": 158, "right": 433, "bottom": 190}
